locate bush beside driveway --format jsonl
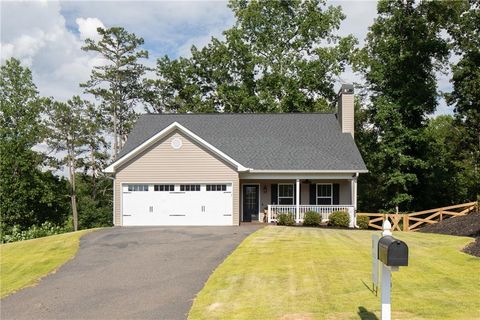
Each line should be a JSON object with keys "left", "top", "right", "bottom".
{"left": 189, "top": 226, "right": 480, "bottom": 320}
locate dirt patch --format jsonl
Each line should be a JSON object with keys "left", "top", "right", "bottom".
{"left": 418, "top": 212, "right": 480, "bottom": 257}
{"left": 207, "top": 302, "right": 223, "bottom": 312}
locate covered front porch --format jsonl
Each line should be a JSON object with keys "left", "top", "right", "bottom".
{"left": 240, "top": 174, "right": 358, "bottom": 227}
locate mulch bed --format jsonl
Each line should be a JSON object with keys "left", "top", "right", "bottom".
{"left": 418, "top": 212, "right": 480, "bottom": 257}
{"left": 462, "top": 237, "right": 480, "bottom": 257}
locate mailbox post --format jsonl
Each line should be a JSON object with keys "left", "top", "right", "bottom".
{"left": 377, "top": 219, "right": 408, "bottom": 320}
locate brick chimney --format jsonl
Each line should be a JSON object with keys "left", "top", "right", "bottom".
{"left": 337, "top": 84, "right": 355, "bottom": 138}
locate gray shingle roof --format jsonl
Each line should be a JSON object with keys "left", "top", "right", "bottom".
{"left": 116, "top": 113, "right": 367, "bottom": 171}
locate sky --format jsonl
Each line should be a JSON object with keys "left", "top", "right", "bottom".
{"left": 1, "top": 0, "right": 454, "bottom": 115}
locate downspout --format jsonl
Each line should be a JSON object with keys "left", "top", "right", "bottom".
{"left": 106, "top": 173, "right": 116, "bottom": 226}
{"left": 353, "top": 172, "right": 359, "bottom": 228}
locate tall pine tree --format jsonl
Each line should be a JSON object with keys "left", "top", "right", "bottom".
{"left": 81, "top": 27, "right": 149, "bottom": 159}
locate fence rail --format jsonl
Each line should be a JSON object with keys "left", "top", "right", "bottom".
{"left": 357, "top": 201, "right": 478, "bottom": 232}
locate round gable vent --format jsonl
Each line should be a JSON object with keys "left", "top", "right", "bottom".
{"left": 171, "top": 137, "right": 183, "bottom": 149}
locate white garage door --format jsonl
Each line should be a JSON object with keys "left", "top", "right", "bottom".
{"left": 122, "top": 183, "right": 233, "bottom": 226}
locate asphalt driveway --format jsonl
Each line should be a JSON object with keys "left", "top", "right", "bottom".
{"left": 1, "top": 225, "right": 262, "bottom": 320}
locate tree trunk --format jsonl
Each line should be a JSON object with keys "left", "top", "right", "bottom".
{"left": 70, "top": 159, "right": 78, "bottom": 231}
{"left": 90, "top": 146, "right": 97, "bottom": 200}
{"left": 112, "top": 107, "right": 118, "bottom": 160}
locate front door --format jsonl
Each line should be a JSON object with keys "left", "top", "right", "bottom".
{"left": 242, "top": 185, "right": 259, "bottom": 222}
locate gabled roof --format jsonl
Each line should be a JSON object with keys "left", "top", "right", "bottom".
{"left": 106, "top": 113, "right": 367, "bottom": 173}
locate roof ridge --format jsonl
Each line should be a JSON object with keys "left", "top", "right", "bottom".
{"left": 141, "top": 112, "right": 336, "bottom": 116}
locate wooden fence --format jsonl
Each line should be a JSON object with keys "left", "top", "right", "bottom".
{"left": 357, "top": 201, "right": 478, "bottom": 232}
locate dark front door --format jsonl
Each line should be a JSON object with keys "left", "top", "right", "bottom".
{"left": 242, "top": 185, "right": 259, "bottom": 222}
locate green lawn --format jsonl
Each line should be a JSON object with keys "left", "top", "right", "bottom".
{"left": 189, "top": 226, "right": 480, "bottom": 320}
{"left": 0, "top": 229, "right": 94, "bottom": 298}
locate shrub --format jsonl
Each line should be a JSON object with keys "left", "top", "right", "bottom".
{"left": 329, "top": 211, "right": 350, "bottom": 228}
{"left": 356, "top": 215, "right": 369, "bottom": 229}
{"left": 277, "top": 213, "right": 295, "bottom": 226}
{"left": 303, "top": 211, "right": 321, "bottom": 226}
{"left": 1, "top": 222, "right": 71, "bottom": 243}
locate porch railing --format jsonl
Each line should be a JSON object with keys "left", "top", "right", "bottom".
{"left": 267, "top": 205, "right": 355, "bottom": 227}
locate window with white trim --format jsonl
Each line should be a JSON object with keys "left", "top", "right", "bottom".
{"left": 278, "top": 184, "right": 294, "bottom": 205}
{"left": 128, "top": 184, "right": 149, "bottom": 192}
{"left": 154, "top": 184, "right": 174, "bottom": 192}
{"left": 316, "top": 184, "right": 332, "bottom": 205}
{"left": 180, "top": 184, "right": 201, "bottom": 191}
{"left": 206, "top": 184, "right": 227, "bottom": 191}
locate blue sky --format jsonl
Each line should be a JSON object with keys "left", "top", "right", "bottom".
{"left": 1, "top": 0, "right": 453, "bottom": 115}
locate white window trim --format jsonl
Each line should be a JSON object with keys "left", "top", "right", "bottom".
{"left": 278, "top": 183, "right": 294, "bottom": 205}
{"left": 316, "top": 183, "right": 333, "bottom": 205}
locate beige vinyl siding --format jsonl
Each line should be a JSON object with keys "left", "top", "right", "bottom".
{"left": 114, "top": 130, "right": 240, "bottom": 226}
{"left": 339, "top": 93, "right": 354, "bottom": 138}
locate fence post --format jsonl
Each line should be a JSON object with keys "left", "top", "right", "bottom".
{"left": 403, "top": 214, "right": 409, "bottom": 232}
{"left": 267, "top": 205, "right": 271, "bottom": 223}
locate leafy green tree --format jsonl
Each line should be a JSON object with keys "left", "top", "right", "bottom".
{"left": 412, "top": 114, "right": 478, "bottom": 209}
{"left": 77, "top": 173, "right": 113, "bottom": 229}
{"left": 0, "top": 58, "right": 68, "bottom": 231}
{"left": 354, "top": 0, "right": 451, "bottom": 211}
{"left": 45, "top": 97, "right": 92, "bottom": 231}
{"left": 150, "top": 0, "right": 356, "bottom": 113}
{"left": 81, "top": 27, "right": 149, "bottom": 159}
{"left": 445, "top": 1, "right": 480, "bottom": 201}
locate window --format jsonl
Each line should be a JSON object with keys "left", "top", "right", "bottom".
{"left": 180, "top": 184, "right": 201, "bottom": 191}
{"left": 316, "top": 184, "right": 332, "bottom": 205}
{"left": 278, "top": 184, "right": 294, "bottom": 205}
{"left": 206, "top": 184, "right": 227, "bottom": 191}
{"left": 154, "top": 184, "right": 174, "bottom": 192}
{"left": 127, "top": 184, "right": 149, "bottom": 192}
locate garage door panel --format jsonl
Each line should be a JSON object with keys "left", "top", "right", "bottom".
{"left": 122, "top": 183, "right": 233, "bottom": 226}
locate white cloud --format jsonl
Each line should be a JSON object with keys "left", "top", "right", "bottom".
{"left": 60, "top": 1, "right": 234, "bottom": 57}
{"left": 0, "top": 1, "right": 104, "bottom": 101}
{"left": 76, "top": 17, "right": 105, "bottom": 41}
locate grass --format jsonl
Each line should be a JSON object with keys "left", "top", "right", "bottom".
{"left": 189, "top": 226, "right": 480, "bottom": 320}
{"left": 0, "top": 229, "right": 94, "bottom": 298}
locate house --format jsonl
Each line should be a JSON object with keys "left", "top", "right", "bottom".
{"left": 105, "top": 84, "right": 367, "bottom": 227}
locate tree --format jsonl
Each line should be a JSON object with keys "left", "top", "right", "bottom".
{"left": 82, "top": 102, "right": 109, "bottom": 200}
{"left": 44, "top": 97, "right": 92, "bottom": 231}
{"left": 0, "top": 58, "right": 68, "bottom": 230}
{"left": 77, "top": 173, "right": 113, "bottom": 229}
{"left": 411, "top": 114, "right": 479, "bottom": 209}
{"left": 81, "top": 27, "right": 149, "bottom": 159}
{"left": 149, "top": 0, "right": 356, "bottom": 113}
{"left": 354, "top": 0, "right": 451, "bottom": 211}
{"left": 445, "top": 1, "right": 480, "bottom": 201}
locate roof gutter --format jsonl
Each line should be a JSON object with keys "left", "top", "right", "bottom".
{"left": 246, "top": 169, "right": 368, "bottom": 174}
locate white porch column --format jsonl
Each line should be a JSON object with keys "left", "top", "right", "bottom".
{"left": 351, "top": 174, "right": 358, "bottom": 210}
{"left": 296, "top": 179, "right": 300, "bottom": 223}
